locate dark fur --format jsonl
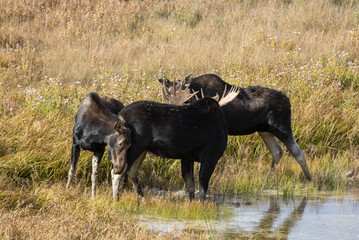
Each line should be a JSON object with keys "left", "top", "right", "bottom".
{"left": 160, "top": 74, "right": 312, "bottom": 181}
{"left": 186, "top": 74, "right": 290, "bottom": 137}
{"left": 101, "top": 96, "right": 125, "bottom": 116}
{"left": 67, "top": 92, "right": 128, "bottom": 198}
{"left": 114, "top": 98, "right": 229, "bottom": 200}
{"left": 72, "top": 93, "right": 123, "bottom": 153}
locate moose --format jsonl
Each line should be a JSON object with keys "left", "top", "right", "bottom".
{"left": 111, "top": 86, "right": 240, "bottom": 201}
{"left": 159, "top": 73, "right": 312, "bottom": 181}
{"left": 66, "top": 92, "right": 129, "bottom": 199}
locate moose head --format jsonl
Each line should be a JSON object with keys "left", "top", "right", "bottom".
{"left": 108, "top": 116, "right": 132, "bottom": 175}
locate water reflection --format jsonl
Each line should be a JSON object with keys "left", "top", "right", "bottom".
{"left": 241, "top": 197, "right": 306, "bottom": 239}
{"left": 139, "top": 193, "right": 359, "bottom": 239}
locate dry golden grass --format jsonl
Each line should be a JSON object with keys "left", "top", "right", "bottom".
{"left": 1, "top": 0, "right": 358, "bottom": 85}
{"left": 1, "top": 0, "right": 359, "bottom": 238}
{"left": 0, "top": 176, "right": 210, "bottom": 239}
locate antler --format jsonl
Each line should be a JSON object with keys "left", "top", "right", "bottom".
{"left": 161, "top": 79, "right": 198, "bottom": 105}
{"left": 161, "top": 81, "right": 170, "bottom": 102}
{"left": 217, "top": 85, "right": 240, "bottom": 106}
{"left": 191, "top": 84, "right": 240, "bottom": 106}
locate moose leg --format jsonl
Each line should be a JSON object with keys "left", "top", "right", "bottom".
{"left": 277, "top": 197, "right": 307, "bottom": 236}
{"left": 91, "top": 148, "right": 105, "bottom": 199}
{"left": 181, "top": 159, "right": 195, "bottom": 200}
{"left": 66, "top": 144, "right": 80, "bottom": 188}
{"left": 112, "top": 146, "right": 146, "bottom": 201}
{"left": 198, "top": 158, "right": 218, "bottom": 201}
{"left": 280, "top": 135, "right": 312, "bottom": 181}
{"left": 112, "top": 168, "right": 127, "bottom": 201}
{"left": 258, "top": 132, "right": 284, "bottom": 175}
{"left": 128, "top": 151, "right": 147, "bottom": 196}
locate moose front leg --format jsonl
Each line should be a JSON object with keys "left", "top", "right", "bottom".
{"left": 181, "top": 159, "right": 195, "bottom": 200}
{"left": 112, "top": 168, "right": 127, "bottom": 202}
{"left": 127, "top": 152, "right": 147, "bottom": 196}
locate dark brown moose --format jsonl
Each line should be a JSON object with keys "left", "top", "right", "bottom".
{"left": 111, "top": 87, "right": 240, "bottom": 201}
{"left": 159, "top": 74, "right": 312, "bottom": 181}
{"left": 66, "top": 92, "right": 130, "bottom": 199}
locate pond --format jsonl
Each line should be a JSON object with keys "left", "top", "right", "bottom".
{"left": 139, "top": 192, "right": 359, "bottom": 239}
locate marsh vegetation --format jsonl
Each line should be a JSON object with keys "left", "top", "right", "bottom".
{"left": 1, "top": 0, "right": 359, "bottom": 238}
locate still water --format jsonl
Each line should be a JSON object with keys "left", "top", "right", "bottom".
{"left": 139, "top": 192, "right": 359, "bottom": 239}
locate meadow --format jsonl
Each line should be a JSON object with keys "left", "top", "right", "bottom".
{"left": 0, "top": 0, "right": 359, "bottom": 239}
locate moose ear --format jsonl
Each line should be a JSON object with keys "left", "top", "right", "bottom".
{"left": 113, "top": 121, "right": 124, "bottom": 133}
{"left": 183, "top": 73, "right": 192, "bottom": 86}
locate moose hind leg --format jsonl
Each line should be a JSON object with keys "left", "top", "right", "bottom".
{"left": 91, "top": 148, "right": 105, "bottom": 199}
{"left": 128, "top": 152, "right": 147, "bottom": 196}
{"left": 258, "top": 132, "right": 284, "bottom": 175}
{"left": 198, "top": 159, "right": 218, "bottom": 201}
{"left": 281, "top": 135, "right": 312, "bottom": 181}
{"left": 67, "top": 144, "right": 80, "bottom": 189}
{"left": 181, "top": 159, "right": 195, "bottom": 200}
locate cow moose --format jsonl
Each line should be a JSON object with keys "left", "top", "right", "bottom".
{"left": 159, "top": 74, "right": 312, "bottom": 181}
{"left": 66, "top": 92, "right": 129, "bottom": 199}
{"left": 111, "top": 86, "right": 240, "bottom": 201}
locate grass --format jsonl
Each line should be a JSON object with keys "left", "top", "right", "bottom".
{"left": 0, "top": 177, "right": 221, "bottom": 221}
{"left": 0, "top": 176, "right": 206, "bottom": 239}
{"left": 1, "top": 0, "right": 359, "bottom": 238}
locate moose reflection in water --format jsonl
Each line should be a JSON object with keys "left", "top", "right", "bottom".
{"left": 178, "top": 196, "right": 307, "bottom": 239}
{"left": 159, "top": 74, "right": 312, "bottom": 181}
{"left": 139, "top": 195, "right": 308, "bottom": 239}
{"left": 243, "top": 197, "right": 307, "bottom": 239}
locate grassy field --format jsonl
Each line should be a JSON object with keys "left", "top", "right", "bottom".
{"left": 1, "top": 0, "right": 359, "bottom": 238}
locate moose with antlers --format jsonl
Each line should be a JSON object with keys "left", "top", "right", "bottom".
{"left": 159, "top": 73, "right": 312, "bottom": 181}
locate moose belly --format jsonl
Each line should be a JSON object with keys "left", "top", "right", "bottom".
{"left": 147, "top": 139, "right": 196, "bottom": 159}
{"left": 224, "top": 109, "right": 268, "bottom": 135}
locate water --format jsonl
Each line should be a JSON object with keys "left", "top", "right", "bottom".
{"left": 139, "top": 192, "right": 359, "bottom": 239}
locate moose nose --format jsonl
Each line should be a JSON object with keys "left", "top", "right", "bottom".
{"left": 113, "top": 161, "right": 126, "bottom": 175}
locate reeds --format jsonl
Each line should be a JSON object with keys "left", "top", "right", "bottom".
{"left": 1, "top": 0, "right": 359, "bottom": 237}
{"left": 0, "top": 177, "right": 205, "bottom": 239}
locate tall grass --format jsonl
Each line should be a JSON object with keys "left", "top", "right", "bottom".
{"left": 1, "top": 0, "right": 359, "bottom": 237}
{"left": 0, "top": 176, "right": 207, "bottom": 239}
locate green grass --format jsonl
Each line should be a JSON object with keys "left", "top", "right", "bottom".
{"left": 1, "top": 62, "right": 358, "bottom": 195}
{"left": 0, "top": 177, "right": 203, "bottom": 239}
{"left": 0, "top": 176, "right": 227, "bottom": 221}
{"left": 1, "top": 0, "right": 359, "bottom": 238}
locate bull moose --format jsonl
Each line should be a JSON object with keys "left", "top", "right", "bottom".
{"left": 111, "top": 86, "right": 240, "bottom": 201}
{"left": 66, "top": 92, "right": 128, "bottom": 199}
{"left": 159, "top": 74, "right": 312, "bottom": 181}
